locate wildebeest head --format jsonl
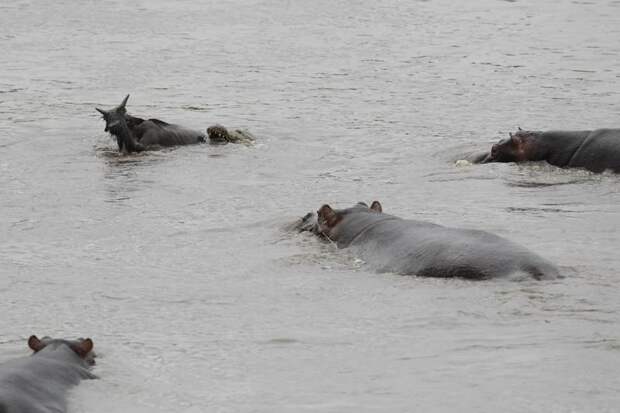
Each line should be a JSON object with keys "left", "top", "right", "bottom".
{"left": 28, "top": 335, "right": 96, "bottom": 365}
{"left": 96, "top": 94, "right": 130, "bottom": 134}
{"left": 489, "top": 129, "right": 543, "bottom": 163}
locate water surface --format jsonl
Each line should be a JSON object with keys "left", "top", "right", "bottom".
{"left": 1, "top": 0, "right": 620, "bottom": 411}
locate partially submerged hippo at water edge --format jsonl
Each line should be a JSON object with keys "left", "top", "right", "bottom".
{"left": 478, "top": 128, "right": 620, "bottom": 173}
{"left": 0, "top": 335, "right": 96, "bottom": 413}
{"left": 295, "top": 201, "right": 559, "bottom": 280}
{"left": 96, "top": 95, "right": 254, "bottom": 153}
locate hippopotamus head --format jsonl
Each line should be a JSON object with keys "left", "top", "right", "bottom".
{"left": 295, "top": 202, "right": 381, "bottom": 235}
{"left": 294, "top": 201, "right": 382, "bottom": 240}
{"left": 489, "top": 129, "right": 545, "bottom": 163}
{"left": 28, "top": 335, "right": 96, "bottom": 365}
{"left": 96, "top": 94, "right": 130, "bottom": 134}
{"left": 293, "top": 211, "right": 321, "bottom": 234}
{"left": 207, "top": 124, "right": 232, "bottom": 143}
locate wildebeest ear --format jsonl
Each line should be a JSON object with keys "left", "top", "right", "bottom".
{"left": 72, "top": 338, "right": 94, "bottom": 358}
{"left": 318, "top": 204, "right": 339, "bottom": 227}
{"left": 28, "top": 335, "right": 45, "bottom": 352}
{"left": 370, "top": 201, "right": 382, "bottom": 213}
{"left": 95, "top": 107, "right": 108, "bottom": 116}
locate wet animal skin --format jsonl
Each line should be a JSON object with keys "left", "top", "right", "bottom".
{"left": 479, "top": 128, "right": 620, "bottom": 173}
{"left": 0, "top": 335, "right": 96, "bottom": 413}
{"left": 296, "top": 201, "right": 560, "bottom": 280}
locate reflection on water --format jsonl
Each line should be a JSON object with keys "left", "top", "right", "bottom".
{"left": 98, "top": 151, "right": 163, "bottom": 204}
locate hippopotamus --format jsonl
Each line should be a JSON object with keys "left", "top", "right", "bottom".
{"left": 480, "top": 128, "right": 620, "bottom": 173}
{"left": 295, "top": 201, "right": 559, "bottom": 280}
{"left": 96, "top": 95, "right": 254, "bottom": 153}
{"left": 0, "top": 335, "right": 96, "bottom": 413}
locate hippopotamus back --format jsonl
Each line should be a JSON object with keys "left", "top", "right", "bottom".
{"left": 534, "top": 130, "right": 590, "bottom": 167}
{"left": 311, "top": 202, "right": 559, "bottom": 280}
{"left": 0, "top": 336, "right": 95, "bottom": 413}
{"left": 347, "top": 214, "right": 557, "bottom": 279}
{"left": 568, "top": 128, "right": 620, "bottom": 172}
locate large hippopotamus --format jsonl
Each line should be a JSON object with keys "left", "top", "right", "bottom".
{"left": 479, "top": 128, "right": 620, "bottom": 173}
{"left": 296, "top": 201, "right": 559, "bottom": 280}
{"left": 0, "top": 335, "right": 96, "bottom": 413}
{"left": 96, "top": 95, "right": 254, "bottom": 153}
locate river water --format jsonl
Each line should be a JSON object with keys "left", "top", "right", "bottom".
{"left": 1, "top": 0, "right": 620, "bottom": 411}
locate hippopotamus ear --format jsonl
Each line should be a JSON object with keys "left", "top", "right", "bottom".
{"left": 72, "top": 338, "right": 94, "bottom": 358}
{"left": 370, "top": 201, "right": 382, "bottom": 213}
{"left": 318, "top": 204, "right": 340, "bottom": 227}
{"left": 28, "top": 335, "right": 45, "bottom": 352}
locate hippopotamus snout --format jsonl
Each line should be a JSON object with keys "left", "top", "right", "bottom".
{"left": 294, "top": 212, "right": 320, "bottom": 234}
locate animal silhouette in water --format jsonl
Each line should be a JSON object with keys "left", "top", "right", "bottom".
{"left": 296, "top": 201, "right": 560, "bottom": 280}
{"left": 0, "top": 335, "right": 96, "bottom": 413}
{"left": 96, "top": 95, "right": 255, "bottom": 153}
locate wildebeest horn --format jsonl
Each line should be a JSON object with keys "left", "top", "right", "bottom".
{"left": 119, "top": 94, "right": 130, "bottom": 109}
{"left": 95, "top": 107, "right": 107, "bottom": 116}
{"left": 518, "top": 126, "right": 522, "bottom": 131}
{"left": 509, "top": 132, "right": 514, "bottom": 137}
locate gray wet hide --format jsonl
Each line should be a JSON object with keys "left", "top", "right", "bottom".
{"left": 130, "top": 117, "right": 206, "bottom": 148}
{"left": 0, "top": 345, "right": 95, "bottom": 413}
{"left": 487, "top": 128, "right": 620, "bottom": 173}
{"left": 96, "top": 95, "right": 206, "bottom": 153}
{"left": 312, "top": 205, "right": 559, "bottom": 280}
{"left": 563, "top": 129, "right": 620, "bottom": 172}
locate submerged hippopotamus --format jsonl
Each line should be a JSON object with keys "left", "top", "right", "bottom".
{"left": 0, "top": 335, "right": 96, "bottom": 413}
{"left": 296, "top": 201, "right": 559, "bottom": 280}
{"left": 479, "top": 128, "right": 620, "bottom": 173}
{"left": 96, "top": 95, "right": 254, "bottom": 153}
